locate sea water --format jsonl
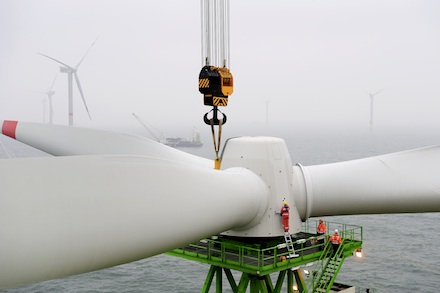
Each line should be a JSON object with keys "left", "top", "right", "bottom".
{"left": 1, "top": 126, "right": 439, "bottom": 292}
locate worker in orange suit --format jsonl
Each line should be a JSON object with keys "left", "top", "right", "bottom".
{"left": 317, "top": 219, "right": 327, "bottom": 235}
{"left": 317, "top": 219, "right": 327, "bottom": 250}
{"left": 279, "top": 201, "right": 290, "bottom": 232}
{"left": 329, "top": 229, "right": 342, "bottom": 255}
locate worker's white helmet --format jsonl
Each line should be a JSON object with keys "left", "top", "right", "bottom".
{"left": 335, "top": 229, "right": 339, "bottom": 233}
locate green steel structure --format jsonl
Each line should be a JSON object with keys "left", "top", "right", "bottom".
{"left": 167, "top": 220, "right": 363, "bottom": 293}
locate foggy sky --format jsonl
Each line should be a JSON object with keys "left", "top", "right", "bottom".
{"left": 1, "top": 0, "right": 440, "bottom": 137}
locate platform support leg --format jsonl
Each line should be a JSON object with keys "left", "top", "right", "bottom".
{"left": 287, "top": 269, "right": 294, "bottom": 293}
{"left": 274, "top": 270, "right": 286, "bottom": 292}
{"left": 224, "top": 268, "right": 238, "bottom": 292}
{"left": 216, "top": 266, "right": 222, "bottom": 292}
{"left": 201, "top": 265, "right": 302, "bottom": 293}
{"left": 263, "top": 275, "right": 274, "bottom": 292}
{"left": 293, "top": 268, "right": 307, "bottom": 293}
{"left": 237, "top": 273, "right": 250, "bottom": 293}
{"left": 201, "top": 266, "right": 216, "bottom": 293}
{"left": 250, "top": 275, "right": 258, "bottom": 293}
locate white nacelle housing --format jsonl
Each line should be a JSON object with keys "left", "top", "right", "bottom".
{"left": 220, "top": 136, "right": 302, "bottom": 237}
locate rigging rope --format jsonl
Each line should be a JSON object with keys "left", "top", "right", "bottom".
{"left": 210, "top": 117, "right": 223, "bottom": 170}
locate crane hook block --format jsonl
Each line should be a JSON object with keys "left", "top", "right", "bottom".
{"left": 199, "top": 65, "right": 233, "bottom": 107}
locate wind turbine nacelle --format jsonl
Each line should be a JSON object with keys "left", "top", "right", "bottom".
{"left": 59, "top": 66, "right": 72, "bottom": 73}
{"left": 220, "top": 137, "right": 302, "bottom": 238}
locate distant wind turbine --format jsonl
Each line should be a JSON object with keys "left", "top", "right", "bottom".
{"left": 38, "top": 38, "right": 98, "bottom": 126}
{"left": 38, "top": 74, "right": 57, "bottom": 124}
{"left": 366, "top": 87, "right": 387, "bottom": 130}
{"left": 41, "top": 99, "right": 47, "bottom": 123}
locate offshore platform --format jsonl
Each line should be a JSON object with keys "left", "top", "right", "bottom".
{"left": 168, "top": 219, "right": 363, "bottom": 293}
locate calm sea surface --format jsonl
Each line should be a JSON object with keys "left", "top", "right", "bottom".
{"left": 1, "top": 126, "right": 440, "bottom": 292}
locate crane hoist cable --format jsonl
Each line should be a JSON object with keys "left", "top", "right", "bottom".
{"left": 199, "top": 0, "right": 233, "bottom": 169}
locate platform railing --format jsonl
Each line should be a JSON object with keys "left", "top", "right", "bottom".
{"left": 302, "top": 219, "right": 363, "bottom": 243}
{"left": 171, "top": 220, "right": 362, "bottom": 273}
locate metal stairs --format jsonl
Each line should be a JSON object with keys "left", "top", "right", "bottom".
{"left": 306, "top": 240, "right": 346, "bottom": 293}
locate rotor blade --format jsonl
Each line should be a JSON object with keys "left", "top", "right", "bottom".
{"left": 37, "top": 52, "right": 72, "bottom": 69}
{"left": 49, "top": 73, "right": 58, "bottom": 91}
{"left": 73, "top": 72, "right": 92, "bottom": 119}
{"left": 0, "top": 155, "right": 268, "bottom": 289}
{"left": 75, "top": 36, "right": 98, "bottom": 69}
{"left": 1, "top": 120, "right": 212, "bottom": 168}
{"left": 293, "top": 145, "right": 440, "bottom": 220}
{"left": 372, "top": 86, "right": 387, "bottom": 97}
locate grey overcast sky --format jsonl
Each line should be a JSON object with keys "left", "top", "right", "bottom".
{"left": 1, "top": 0, "right": 440, "bottom": 135}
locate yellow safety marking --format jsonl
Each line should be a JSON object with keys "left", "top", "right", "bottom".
{"left": 213, "top": 97, "right": 228, "bottom": 106}
{"left": 199, "top": 78, "right": 210, "bottom": 88}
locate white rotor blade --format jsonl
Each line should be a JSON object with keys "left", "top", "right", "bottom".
{"left": 1, "top": 120, "right": 211, "bottom": 168}
{"left": 73, "top": 72, "right": 92, "bottom": 119}
{"left": 75, "top": 37, "right": 98, "bottom": 69}
{"left": 293, "top": 145, "right": 440, "bottom": 220}
{"left": 38, "top": 52, "right": 73, "bottom": 69}
{"left": 0, "top": 155, "right": 268, "bottom": 289}
{"left": 49, "top": 73, "right": 58, "bottom": 91}
{"left": 372, "top": 86, "right": 387, "bottom": 96}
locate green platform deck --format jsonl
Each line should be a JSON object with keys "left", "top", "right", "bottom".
{"left": 167, "top": 220, "right": 363, "bottom": 293}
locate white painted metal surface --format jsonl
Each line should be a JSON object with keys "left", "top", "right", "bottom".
{"left": 0, "top": 121, "right": 211, "bottom": 168}
{"left": 0, "top": 155, "right": 268, "bottom": 289}
{"left": 292, "top": 145, "right": 440, "bottom": 220}
{"left": 221, "top": 136, "right": 302, "bottom": 236}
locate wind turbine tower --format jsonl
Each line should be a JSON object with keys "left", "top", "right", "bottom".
{"left": 38, "top": 38, "right": 97, "bottom": 126}
{"left": 41, "top": 99, "right": 47, "bottom": 123}
{"left": 366, "top": 87, "right": 386, "bottom": 130}
{"left": 39, "top": 74, "right": 57, "bottom": 124}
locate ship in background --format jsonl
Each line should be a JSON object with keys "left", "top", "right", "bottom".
{"left": 133, "top": 113, "right": 203, "bottom": 148}
{"left": 163, "top": 129, "right": 203, "bottom": 147}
